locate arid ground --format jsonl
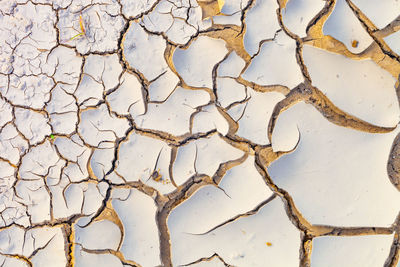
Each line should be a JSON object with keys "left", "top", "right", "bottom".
{"left": 0, "top": 0, "right": 400, "bottom": 266}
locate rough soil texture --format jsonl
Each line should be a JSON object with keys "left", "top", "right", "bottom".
{"left": 0, "top": 0, "right": 400, "bottom": 266}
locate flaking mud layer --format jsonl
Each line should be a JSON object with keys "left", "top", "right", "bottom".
{"left": 0, "top": 0, "right": 400, "bottom": 266}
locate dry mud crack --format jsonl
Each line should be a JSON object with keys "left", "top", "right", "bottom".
{"left": 0, "top": 0, "right": 400, "bottom": 266}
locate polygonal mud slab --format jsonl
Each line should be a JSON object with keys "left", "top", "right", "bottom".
{"left": 311, "top": 235, "right": 394, "bottom": 267}
{"left": 270, "top": 102, "right": 400, "bottom": 226}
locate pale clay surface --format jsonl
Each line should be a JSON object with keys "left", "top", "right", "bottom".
{"left": 0, "top": 0, "right": 400, "bottom": 266}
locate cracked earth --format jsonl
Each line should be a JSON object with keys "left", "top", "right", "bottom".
{"left": 0, "top": 0, "right": 400, "bottom": 266}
